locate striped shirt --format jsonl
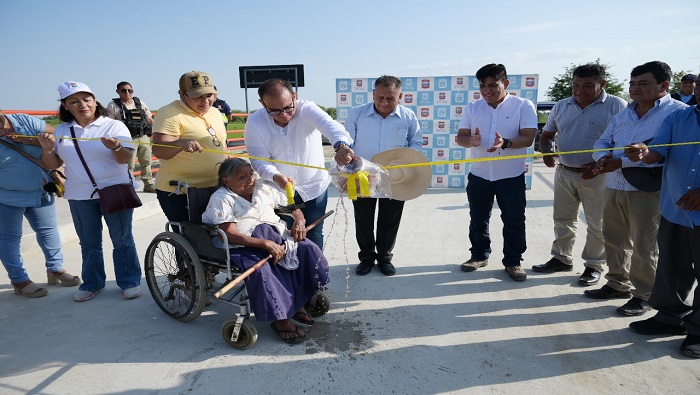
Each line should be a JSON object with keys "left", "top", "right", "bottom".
{"left": 592, "top": 94, "right": 687, "bottom": 191}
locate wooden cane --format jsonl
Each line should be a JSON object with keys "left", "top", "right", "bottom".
{"left": 212, "top": 210, "right": 335, "bottom": 298}
{"left": 213, "top": 255, "right": 271, "bottom": 298}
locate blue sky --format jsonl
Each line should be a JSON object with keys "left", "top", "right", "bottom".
{"left": 2, "top": 0, "right": 698, "bottom": 113}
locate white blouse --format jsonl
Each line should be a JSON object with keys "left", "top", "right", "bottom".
{"left": 202, "top": 180, "right": 288, "bottom": 248}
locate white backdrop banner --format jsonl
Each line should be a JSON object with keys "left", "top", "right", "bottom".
{"left": 336, "top": 75, "right": 538, "bottom": 190}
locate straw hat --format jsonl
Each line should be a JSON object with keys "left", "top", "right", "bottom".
{"left": 372, "top": 148, "right": 431, "bottom": 201}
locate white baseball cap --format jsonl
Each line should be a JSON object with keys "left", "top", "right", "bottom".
{"left": 57, "top": 81, "right": 93, "bottom": 100}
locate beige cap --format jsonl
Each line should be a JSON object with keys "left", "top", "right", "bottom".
{"left": 372, "top": 148, "right": 431, "bottom": 201}
{"left": 179, "top": 71, "right": 217, "bottom": 97}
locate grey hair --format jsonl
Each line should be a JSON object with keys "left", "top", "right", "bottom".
{"left": 217, "top": 158, "right": 251, "bottom": 186}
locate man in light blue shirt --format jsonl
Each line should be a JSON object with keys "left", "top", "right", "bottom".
{"left": 625, "top": 89, "right": 700, "bottom": 358}
{"left": 585, "top": 61, "right": 687, "bottom": 317}
{"left": 344, "top": 75, "right": 422, "bottom": 276}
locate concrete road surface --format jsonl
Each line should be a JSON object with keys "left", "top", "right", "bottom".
{"left": 2, "top": 160, "right": 698, "bottom": 394}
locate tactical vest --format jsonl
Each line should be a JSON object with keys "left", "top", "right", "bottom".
{"left": 113, "top": 97, "right": 152, "bottom": 137}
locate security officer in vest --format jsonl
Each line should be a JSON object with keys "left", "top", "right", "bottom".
{"left": 106, "top": 81, "right": 156, "bottom": 192}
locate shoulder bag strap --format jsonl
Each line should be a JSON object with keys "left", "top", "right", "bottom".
{"left": 0, "top": 138, "right": 49, "bottom": 171}
{"left": 70, "top": 126, "right": 99, "bottom": 191}
{"left": 70, "top": 127, "right": 135, "bottom": 196}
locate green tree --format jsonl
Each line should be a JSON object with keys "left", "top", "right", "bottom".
{"left": 668, "top": 70, "right": 690, "bottom": 94}
{"left": 318, "top": 105, "right": 337, "bottom": 120}
{"left": 546, "top": 59, "right": 625, "bottom": 102}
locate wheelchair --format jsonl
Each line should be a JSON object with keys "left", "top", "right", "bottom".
{"left": 143, "top": 181, "right": 331, "bottom": 349}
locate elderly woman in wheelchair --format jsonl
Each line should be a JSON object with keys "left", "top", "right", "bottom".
{"left": 201, "top": 158, "right": 330, "bottom": 344}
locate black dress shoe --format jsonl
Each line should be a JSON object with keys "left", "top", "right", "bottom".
{"left": 532, "top": 258, "right": 573, "bottom": 273}
{"left": 377, "top": 261, "right": 396, "bottom": 276}
{"left": 681, "top": 335, "right": 700, "bottom": 358}
{"left": 355, "top": 261, "right": 375, "bottom": 276}
{"left": 629, "top": 317, "right": 686, "bottom": 336}
{"left": 617, "top": 297, "right": 651, "bottom": 316}
{"left": 583, "top": 285, "right": 632, "bottom": 299}
{"left": 579, "top": 267, "right": 601, "bottom": 286}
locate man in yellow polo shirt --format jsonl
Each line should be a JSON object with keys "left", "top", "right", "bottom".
{"left": 152, "top": 71, "right": 228, "bottom": 222}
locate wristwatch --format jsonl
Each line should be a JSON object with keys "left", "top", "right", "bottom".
{"left": 501, "top": 138, "right": 512, "bottom": 150}
{"left": 111, "top": 144, "right": 122, "bottom": 152}
{"left": 333, "top": 141, "right": 349, "bottom": 152}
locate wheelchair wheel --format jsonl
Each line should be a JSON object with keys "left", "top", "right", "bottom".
{"left": 145, "top": 232, "right": 207, "bottom": 322}
{"left": 305, "top": 290, "right": 330, "bottom": 317}
{"left": 221, "top": 317, "right": 258, "bottom": 349}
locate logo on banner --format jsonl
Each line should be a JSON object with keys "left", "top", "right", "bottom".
{"left": 437, "top": 108, "right": 447, "bottom": 117}
{"left": 356, "top": 80, "right": 363, "bottom": 88}
{"left": 438, "top": 92, "right": 446, "bottom": 100}
{"left": 356, "top": 95, "right": 365, "bottom": 104}
{"left": 453, "top": 150, "right": 462, "bottom": 159}
{"left": 454, "top": 164, "right": 461, "bottom": 171}
{"left": 455, "top": 92, "right": 464, "bottom": 103}
{"left": 438, "top": 121, "right": 445, "bottom": 129}
{"left": 525, "top": 91, "right": 533, "bottom": 99}
{"left": 422, "top": 136, "right": 429, "bottom": 146}
{"left": 405, "top": 79, "right": 414, "bottom": 89}
{"left": 437, "top": 136, "right": 446, "bottom": 146}
{"left": 451, "top": 178, "right": 461, "bottom": 187}
{"left": 456, "top": 77, "right": 464, "bottom": 86}
{"left": 422, "top": 92, "right": 430, "bottom": 102}
{"left": 526, "top": 77, "right": 535, "bottom": 87}
{"left": 405, "top": 94, "right": 413, "bottom": 103}
{"left": 455, "top": 107, "right": 462, "bottom": 115}
{"left": 438, "top": 79, "right": 447, "bottom": 89}
{"left": 421, "top": 79, "right": 430, "bottom": 89}
{"left": 339, "top": 81, "right": 348, "bottom": 90}
{"left": 420, "top": 108, "right": 430, "bottom": 117}
{"left": 340, "top": 94, "right": 347, "bottom": 101}
{"left": 420, "top": 121, "right": 429, "bottom": 129}
{"left": 473, "top": 92, "right": 481, "bottom": 99}
{"left": 339, "top": 109, "right": 348, "bottom": 118}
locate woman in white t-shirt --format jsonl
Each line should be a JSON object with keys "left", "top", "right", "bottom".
{"left": 38, "top": 81, "right": 142, "bottom": 302}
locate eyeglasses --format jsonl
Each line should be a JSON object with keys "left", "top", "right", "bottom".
{"left": 265, "top": 101, "right": 295, "bottom": 116}
{"left": 120, "top": 89, "right": 134, "bottom": 93}
{"left": 208, "top": 127, "right": 221, "bottom": 147}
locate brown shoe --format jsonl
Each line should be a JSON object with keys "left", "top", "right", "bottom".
{"left": 461, "top": 259, "right": 488, "bottom": 272}
{"left": 505, "top": 266, "right": 527, "bottom": 281}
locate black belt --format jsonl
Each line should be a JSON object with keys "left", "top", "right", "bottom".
{"left": 559, "top": 164, "right": 587, "bottom": 173}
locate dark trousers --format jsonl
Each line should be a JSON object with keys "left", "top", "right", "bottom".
{"left": 282, "top": 189, "right": 328, "bottom": 250}
{"left": 649, "top": 217, "right": 700, "bottom": 335}
{"left": 156, "top": 189, "right": 189, "bottom": 223}
{"left": 352, "top": 197, "right": 405, "bottom": 264}
{"left": 466, "top": 172, "right": 526, "bottom": 266}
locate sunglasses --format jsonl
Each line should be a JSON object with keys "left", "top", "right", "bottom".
{"left": 208, "top": 127, "right": 221, "bottom": 147}
{"left": 120, "top": 89, "right": 134, "bottom": 93}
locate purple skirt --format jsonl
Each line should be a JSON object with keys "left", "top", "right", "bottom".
{"left": 229, "top": 224, "right": 329, "bottom": 322}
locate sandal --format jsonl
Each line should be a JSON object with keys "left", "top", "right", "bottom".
{"left": 13, "top": 282, "right": 48, "bottom": 298}
{"left": 271, "top": 322, "right": 306, "bottom": 344}
{"left": 292, "top": 311, "right": 316, "bottom": 326}
{"left": 47, "top": 271, "right": 81, "bottom": 287}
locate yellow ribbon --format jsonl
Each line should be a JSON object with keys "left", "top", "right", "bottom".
{"left": 17, "top": 134, "right": 700, "bottom": 172}
{"left": 342, "top": 171, "right": 370, "bottom": 200}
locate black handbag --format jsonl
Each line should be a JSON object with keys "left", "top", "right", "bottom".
{"left": 70, "top": 127, "right": 142, "bottom": 214}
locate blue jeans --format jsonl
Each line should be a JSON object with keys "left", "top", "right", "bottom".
{"left": 466, "top": 172, "right": 527, "bottom": 266}
{"left": 282, "top": 188, "right": 328, "bottom": 250}
{"left": 69, "top": 199, "right": 141, "bottom": 291}
{"left": 0, "top": 199, "right": 64, "bottom": 284}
